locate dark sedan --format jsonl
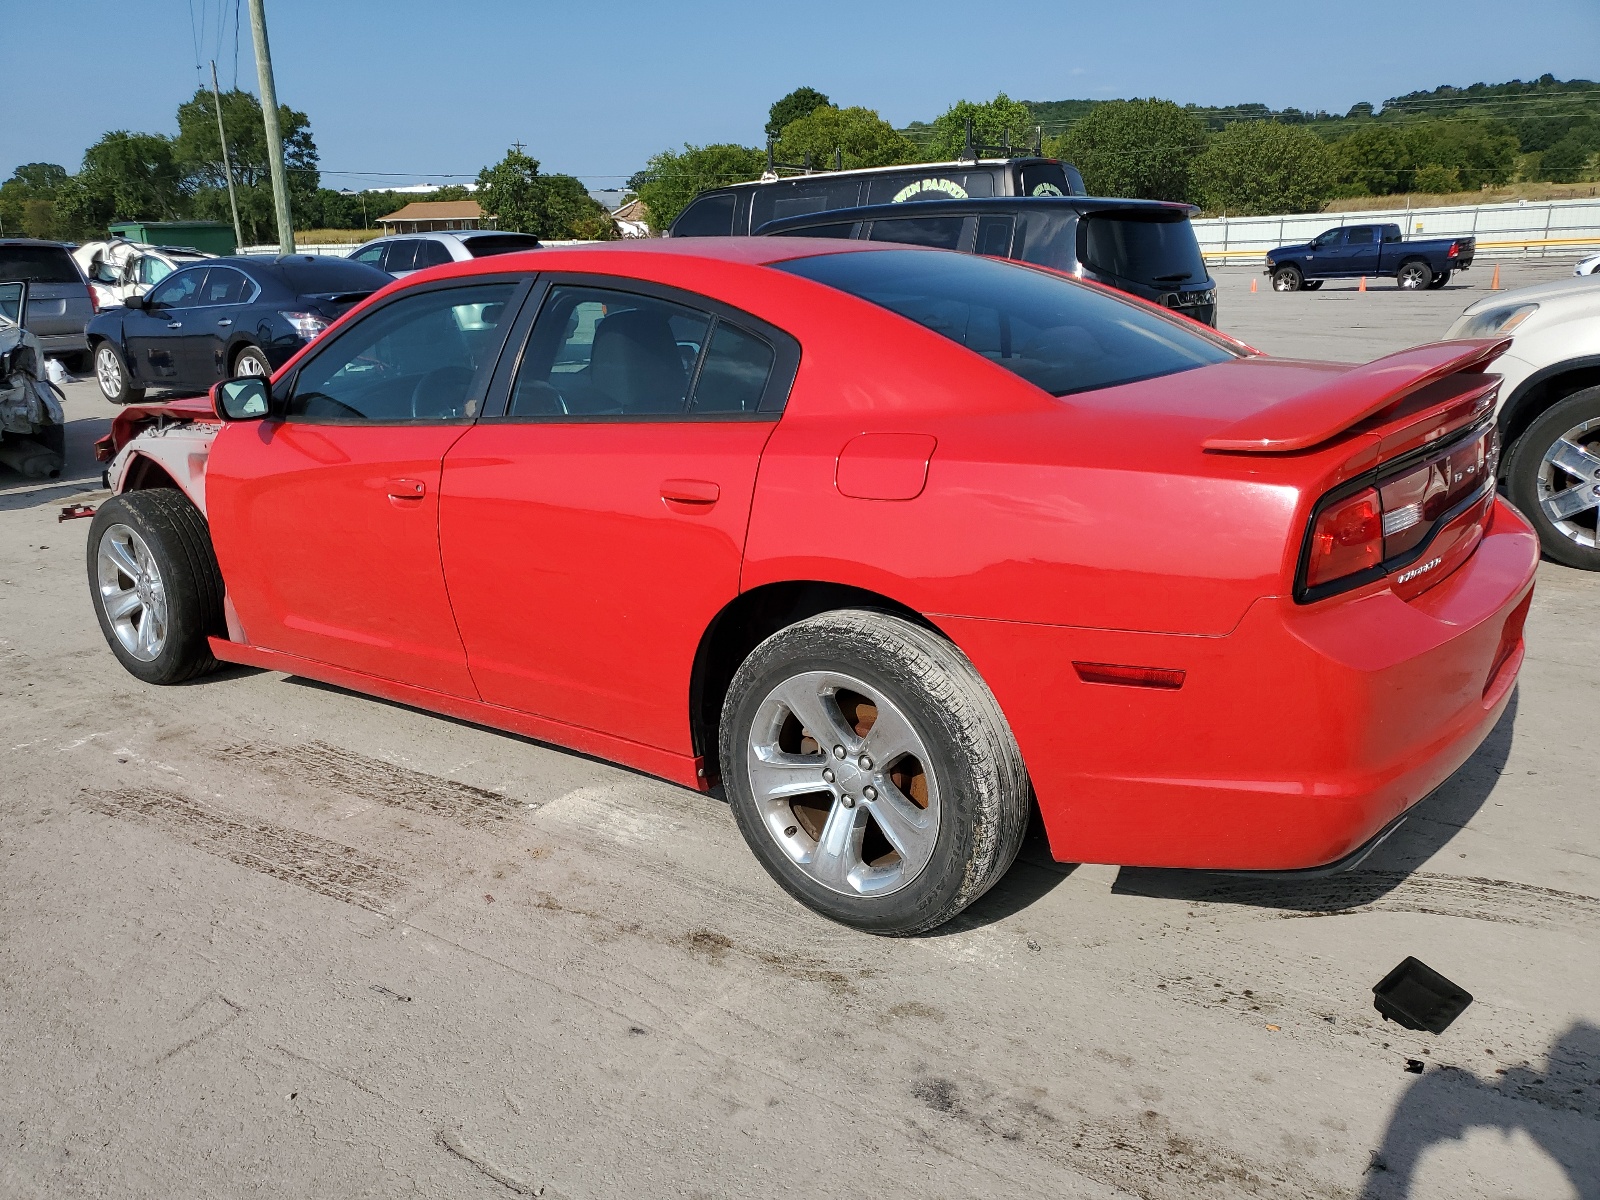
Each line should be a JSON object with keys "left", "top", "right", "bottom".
{"left": 88, "top": 255, "right": 391, "bottom": 404}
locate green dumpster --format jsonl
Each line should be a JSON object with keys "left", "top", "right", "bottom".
{"left": 108, "top": 221, "right": 238, "bottom": 255}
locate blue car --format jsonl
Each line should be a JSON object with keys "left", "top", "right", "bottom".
{"left": 87, "top": 254, "right": 390, "bottom": 404}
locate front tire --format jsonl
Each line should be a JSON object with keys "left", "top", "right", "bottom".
{"left": 1272, "top": 265, "right": 1303, "bottom": 292}
{"left": 87, "top": 490, "right": 225, "bottom": 684}
{"left": 1396, "top": 260, "right": 1433, "bottom": 289}
{"left": 94, "top": 342, "right": 144, "bottom": 405}
{"left": 719, "top": 610, "right": 1029, "bottom": 935}
{"left": 1505, "top": 386, "right": 1600, "bottom": 570}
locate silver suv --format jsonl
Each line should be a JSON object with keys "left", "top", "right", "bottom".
{"left": 346, "top": 230, "right": 542, "bottom": 277}
{"left": 0, "top": 240, "right": 95, "bottom": 366}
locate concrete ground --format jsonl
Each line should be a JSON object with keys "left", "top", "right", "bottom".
{"left": 2, "top": 258, "right": 1596, "bottom": 1199}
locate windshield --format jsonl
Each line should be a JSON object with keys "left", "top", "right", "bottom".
{"left": 1079, "top": 214, "right": 1207, "bottom": 286}
{"left": 775, "top": 249, "right": 1236, "bottom": 397}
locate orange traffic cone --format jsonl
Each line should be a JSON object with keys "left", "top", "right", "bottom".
{"left": 1250, "top": 277, "right": 1258, "bottom": 293}
{"left": 1490, "top": 263, "right": 1501, "bottom": 290}
{"left": 1359, "top": 276, "right": 1367, "bottom": 292}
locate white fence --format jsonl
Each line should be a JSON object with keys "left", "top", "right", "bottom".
{"left": 1195, "top": 196, "right": 1600, "bottom": 265}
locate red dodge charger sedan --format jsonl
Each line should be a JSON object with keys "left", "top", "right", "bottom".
{"left": 88, "top": 239, "right": 1537, "bottom": 934}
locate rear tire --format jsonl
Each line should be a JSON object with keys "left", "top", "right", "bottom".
{"left": 1505, "top": 386, "right": 1600, "bottom": 570}
{"left": 1272, "top": 265, "right": 1303, "bottom": 292}
{"left": 1396, "top": 260, "right": 1433, "bottom": 290}
{"left": 719, "top": 609, "right": 1030, "bottom": 935}
{"left": 87, "top": 490, "right": 225, "bottom": 684}
{"left": 231, "top": 344, "right": 271, "bottom": 378}
{"left": 94, "top": 342, "right": 144, "bottom": 405}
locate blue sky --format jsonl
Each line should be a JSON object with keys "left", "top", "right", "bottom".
{"left": 8, "top": 0, "right": 1598, "bottom": 192}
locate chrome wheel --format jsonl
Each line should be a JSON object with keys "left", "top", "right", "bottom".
{"left": 95, "top": 345, "right": 123, "bottom": 400}
{"left": 745, "top": 670, "right": 940, "bottom": 898}
{"left": 1537, "top": 416, "right": 1600, "bottom": 550}
{"left": 96, "top": 523, "right": 168, "bottom": 661}
{"left": 1397, "top": 262, "right": 1431, "bottom": 289}
{"left": 234, "top": 350, "right": 268, "bottom": 377}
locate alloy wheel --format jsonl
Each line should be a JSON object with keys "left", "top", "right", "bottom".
{"left": 95, "top": 346, "right": 122, "bottom": 399}
{"left": 96, "top": 523, "right": 168, "bottom": 661}
{"left": 235, "top": 351, "right": 268, "bottom": 377}
{"left": 744, "top": 670, "right": 940, "bottom": 898}
{"left": 1398, "top": 263, "right": 1430, "bottom": 289}
{"left": 1537, "top": 416, "right": 1600, "bottom": 550}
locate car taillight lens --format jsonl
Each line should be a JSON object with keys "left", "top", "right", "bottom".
{"left": 1448, "top": 241, "right": 1460, "bottom": 258}
{"left": 280, "top": 310, "right": 329, "bottom": 339}
{"left": 85, "top": 284, "right": 98, "bottom": 314}
{"left": 1301, "top": 422, "right": 1497, "bottom": 598}
{"left": 1305, "top": 487, "right": 1382, "bottom": 589}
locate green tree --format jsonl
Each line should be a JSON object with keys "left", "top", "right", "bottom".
{"left": 1405, "top": 117, "right": 1518, "bottom": 190}
{"left": 776, "top": 106, "right": 916, "bottom": 170}
{"left": 475, "top": 148, "right": 615, "bottom": 240}
{"left": 632, "top": 143, "right": 766, "bottom": 231}
{"left": 174, "top": 87, "right": 318, "bottom": 240}
{"left": 53, "top": 132, "right": 186, "bottom": 237}
{"left": 1330, "top": 124, "right": 1416, "bottom": 196}
{"left": 919, "top": 93, "right": 1037, "bottom": 161}
{"left": 1052, "top": 99, "right": 1209, "bottom": 201}
{"left": 1539, "top": 135, "right": 1597, "bottom": 181}
{"left": 1191, "top": 121, "right": 1333, "bottom": 214}
{"left": 0, "top": 163, "right": 69, "bottom": 238}
{"left": 766, "top": 87, "right": 831, "bottom": 140}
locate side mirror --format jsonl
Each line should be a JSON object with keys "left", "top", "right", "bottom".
{"left": 124, "top": 294, "right": 146, "bottom": 310}
{"left": 213, "top": 376, "right": 271, "bottom": 421}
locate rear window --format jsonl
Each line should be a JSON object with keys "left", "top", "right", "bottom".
{"left": 463, "top": 233, "right": 542, "bottom": 257}
{"left": 767, "top": 222, "right": 856, "bottom": 239}
{"left": 774, "top": 249, "right": 1235, "bottom": 397}
{"left": 280, "top": 259, "right": 391, "bottom": 294}
{"left": 0, "top": 244, "right": 81, "bottom": 284}
{"left": 1018, "top": 162, "right": 1073, "bottom": 198}
{"left": 866, "top": 171, "right": 996, "bottom": 205}
{"left": 1079, "top": 214, "right": 1207, "bottom": 287}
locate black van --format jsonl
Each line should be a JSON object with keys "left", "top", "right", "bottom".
{"left": 754, "top": 196, "right": 1219, "bottom": 327}
{"left": 669, "top": 158, "right": 1087, "bottom": 239}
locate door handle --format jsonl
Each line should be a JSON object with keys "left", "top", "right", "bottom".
{"left": 661, "top": 478, "right": 720, "bottom": 506}
{"left": 167, "top": 322, "right": 183, "bottom": 329}
{"left": 216, "top": 318, "right": 233, "bottom": 327}
{"left": 387, "top": 478, "right": 426, "bottom": 500}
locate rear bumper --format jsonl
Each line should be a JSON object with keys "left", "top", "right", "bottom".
{"left": 941, "top": 498, "right": 1539, "bottom": 869}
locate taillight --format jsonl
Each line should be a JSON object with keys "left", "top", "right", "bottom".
{"left": 1305, "top": 487, "right": 1382, "bottom": 589}
{"left": 1448, "top": 241, "right": 1460, "bottom": 258}
{"left": 1299, "top": 422, "right": 1497, "bottom": 600}
{"left": 86, "top": 285, "right": 98, "bottom": 314}
{"left": 279, "top": 310, "right": 329, "bottom": 340}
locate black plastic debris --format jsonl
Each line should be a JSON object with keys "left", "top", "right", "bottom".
{"left": 1404, "top": 1059, "right": 1425, "bottom": 1074}
{"left": 1373, "top": 957, "right": 1473, "bottom": 1034}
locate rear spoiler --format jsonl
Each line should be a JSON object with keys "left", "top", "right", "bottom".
{"left": 1203, "top": 338, "right": 1511, "bottom": 453}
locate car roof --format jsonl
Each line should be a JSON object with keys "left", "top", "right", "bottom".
{"left": 701, "top": 157, "right": 1062, "bottom": 193}
{"left": 753, "top": 195, "right": 1197, "bottom": 234}
{"left": 0, "top": 238, "right": 75, "bottom": 249}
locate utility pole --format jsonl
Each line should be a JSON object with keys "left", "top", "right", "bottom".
{"left": 210, "top": 61, "right": 244, "bottom": 250}
{"left": 246, "top": 0, "right": 295, "bottom": 253}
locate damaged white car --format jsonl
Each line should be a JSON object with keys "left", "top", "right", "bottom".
{"left": 0, "top": 307, "right": 67, "bottom": 479}
{"left": 72, "top": 239, "right": 214, "bottom": 309}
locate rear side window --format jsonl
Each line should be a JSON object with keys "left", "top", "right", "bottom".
{"left": 1013, "top": 211, "right": 1078, "bottom": 269}
{"left": 417, "top": 240, "right": 454, "bottom": 267}
{"left": 463, "top": 234, "right": 542, "bottom": 257}
{"left": 200, "top": 267, "right": 253, "bottom": 305}
{"left": 385, "top": 241, "right": 422, "bottom": 272}
{"left": 1344, "top": 227, "right": 1377, "bottom": 245}
{"left": 775, "top": 249, "right": 1236, "bottom": 398}
{"left": 673, "top": 195, "right": 737, "bottom": 237}
{"left": 867, "top": 171, "right": 996, "bottom": 204}
{"left": 1079, "top": 214, "right": 1207, "bottom": 286}
{"left": 867, "top": 216, "right": 967, "bottom": 250}
{"left": 750, "top": 179, "right": 864, "bottom": 230}
{"left": 0, "top": 244, "right": 80, "bottom": 284}
{"left": 976, "top": 215, "right": 1014, "bottom": 257}
{"left": 692, "top": 323, "right": 775, "bottom": 414}
{"left": 1018, "top": 162, "right": 1072, "bottom": 198}
{"left": 510, "top": 286, "right": 710, "bottom": 416}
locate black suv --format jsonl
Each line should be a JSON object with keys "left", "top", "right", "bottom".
{"left": 754, "top": 196, "right": 1218, "bottom": 327}
{"left": 669, "top": 158, "right": 1087, "bottom": 238}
